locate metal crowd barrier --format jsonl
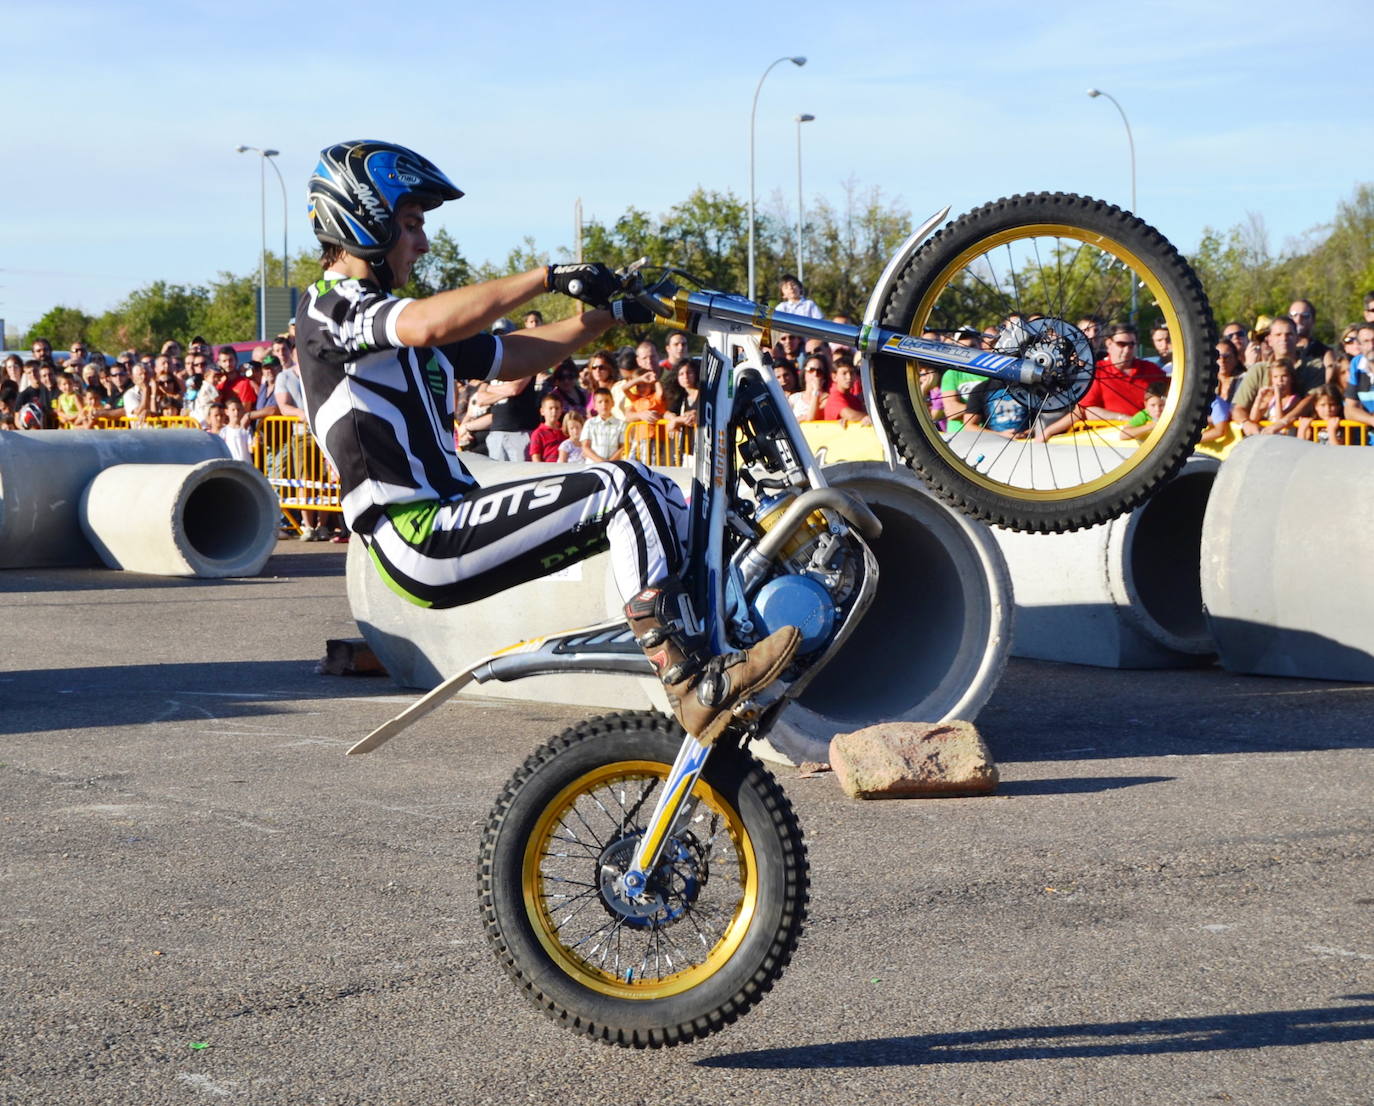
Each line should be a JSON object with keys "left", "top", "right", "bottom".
{"left": 252, "top": 415, "right": 342, "bottom": 526}
{"left": 619, "top": 421, "right": 693, "bottom": 466}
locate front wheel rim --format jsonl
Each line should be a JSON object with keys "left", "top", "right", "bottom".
{"left": 522, "top": 760, "right": 758, "bottom": 999}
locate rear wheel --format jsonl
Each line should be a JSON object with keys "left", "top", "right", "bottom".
{"left": 873, "top": 192, "right": 1216, "bottom": 532}
{"left": 478, "top": 711, "right": 808, "bottom": 1047}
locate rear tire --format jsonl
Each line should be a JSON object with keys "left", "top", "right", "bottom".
{"left": 873, "top": 192, "right": 1216, "bottom": 532}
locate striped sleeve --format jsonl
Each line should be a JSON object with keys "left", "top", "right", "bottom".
{"left": 307, "top": 279, "right": 412, "bottom": 361}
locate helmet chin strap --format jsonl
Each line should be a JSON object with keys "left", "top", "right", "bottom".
{"left": 369, "top": 257, "right": 397, "bottom": 293}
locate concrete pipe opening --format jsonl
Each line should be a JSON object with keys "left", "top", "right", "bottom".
{"left": 182, "top": 471, "right": 278, "bottom": 563}
{"left": 767, "top": 461, "right": 1013, "bottom": 765}
{"left": 992, "top": 454, "right": 1218, "bottom": 668}
{"left": 1117, "top": 465, "right": 1216, "bottom": 650}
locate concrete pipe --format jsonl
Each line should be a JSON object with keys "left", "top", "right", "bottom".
{"left": 0, "top": 430, "right": 229, "bottom": 568}
{"left": 347, "top": 458, "right": 1012, "bottom": 765}
{"left": 991, "top": 454, "right": 1219, "bottom": 668}
{"left": 80, "top": 459, "right": 280, "bottom": 578}
{"left": 347, "top": 457, "right": 691, "bottom": 711}
{"left": 766, "top": 461, "right": 1013, "bottom": 765}
{"left": 1201, "top": 435, "right": 1374, "bottom": 681}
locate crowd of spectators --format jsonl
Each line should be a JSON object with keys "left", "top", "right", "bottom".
{"left": 0, "top": 329, "right": 351, "bottom": 541}
{"left": 10, "top": 281, "right": 1373, "bottom": 477}
{"left": 0, "top": 333, "right": 300, "bottom": 441}
{"left": 452, "top": 274, "right": 872, "bottom": 466}
{"left": 909, "top": 292, "right": 1374, "bottom": 447}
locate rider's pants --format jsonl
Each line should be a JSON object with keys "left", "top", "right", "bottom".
{"left": 362, "top": 460, "right": 689, "bottom": 609}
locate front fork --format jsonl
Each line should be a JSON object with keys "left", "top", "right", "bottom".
{"left": 617, "top": 733, "right": 713, "bottom": 898}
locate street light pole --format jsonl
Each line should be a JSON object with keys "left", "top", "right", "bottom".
{"left": 236, "top": 145, "right": 285, "bottom": 339}
{"left": 748, "top": 55, "right": 806, "bottom": 304}
{"left": 794, "top": 113, "right": 814, "bottom": 284}
{"left": 1086, "top": 89, "right": 1137, "bottom": 324}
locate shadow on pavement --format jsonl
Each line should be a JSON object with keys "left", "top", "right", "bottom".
{"left": 0, "top": 547, "right": 345, "bottom": 594}
{"left": 0, "top": 660, "right": 394, "bottom": 735}
{"left": 996, "top": 776, "right": 1173, "bottom": 796}
{"left": 701, "top": 996, "right": 1374, "bottom": 1068}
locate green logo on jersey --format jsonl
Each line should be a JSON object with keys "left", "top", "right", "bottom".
{"left": 423, "top": 355, "right": 447, "bottom": 404}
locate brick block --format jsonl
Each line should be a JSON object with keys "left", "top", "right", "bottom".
{"left": 829, "top": 721, "right": 998, "bottom": 799}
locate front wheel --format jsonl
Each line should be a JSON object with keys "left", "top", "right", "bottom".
{"left": 873, "top": 192, "right": 1217, "bottom": 532}
{"left": 478, "top": 711, "right": 808, "bottom": 1047}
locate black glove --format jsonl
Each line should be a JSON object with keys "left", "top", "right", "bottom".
{"left": 546, "top": 263, "right": 620, "bottom": 308}
{"left": 610, "top": 298, "right": 656, "bottom": 326}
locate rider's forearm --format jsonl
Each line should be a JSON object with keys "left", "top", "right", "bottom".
{"left": 395, "top": 268, "right": 548, "bottom": 347}
{"left": 494, "top": 311, "right": 616, "bottom": 381}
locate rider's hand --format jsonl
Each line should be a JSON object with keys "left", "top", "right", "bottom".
{"left": 610, "top": 298, "right": 656, "bottom": 326}
{"left": 546, "top": 263, "right": 620, "bottom": 308}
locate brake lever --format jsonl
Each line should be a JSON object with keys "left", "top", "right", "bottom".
{"left": 614, "top": 257, "right": 676, "bottom": 319}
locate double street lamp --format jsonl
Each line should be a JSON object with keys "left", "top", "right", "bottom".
{"left": 236, "top": 145, "right": 287, "bottom": 341}
{"left": 748, "top": 55, "right": 806, "bottom": 303}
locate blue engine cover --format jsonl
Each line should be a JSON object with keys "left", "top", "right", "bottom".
{"left": 750, "top": 574, "right": 836, "bottom": 654}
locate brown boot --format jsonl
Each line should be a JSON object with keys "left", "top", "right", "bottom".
{"left": 625, "top": 582, "right": 801, "bottom": 744}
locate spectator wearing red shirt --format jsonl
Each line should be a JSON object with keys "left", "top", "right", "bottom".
{"left": 1041, "top": 324, "right": 1165, "bottom": 439}
{"left": 822, "top": 360, "right": 870, "bottom": 425}
{"left": 528, "top": 393, "right": 568, "bottom": 462}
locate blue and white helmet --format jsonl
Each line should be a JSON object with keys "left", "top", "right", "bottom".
{"left": 307, "top": 140, "right": 463, "bottom": 261}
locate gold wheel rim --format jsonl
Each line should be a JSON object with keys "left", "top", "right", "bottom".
{"left": 906, "top": 222, "right": 1186, "bottom": 501}
{"left": 522, "top": 760, "right": 758, "bottom": 1000}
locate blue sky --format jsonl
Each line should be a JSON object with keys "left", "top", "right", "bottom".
{"left": 2, "top": 0, "right": 1365, "bottom": 336}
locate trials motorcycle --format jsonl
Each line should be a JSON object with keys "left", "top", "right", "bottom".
{"left": 348, "top": 193, "right": 1215, "bottom": 1046}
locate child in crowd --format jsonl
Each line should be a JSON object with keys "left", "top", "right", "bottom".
{"left": 1242, "top": 356, "right": 1310, "bottom": 436}
{"left": 528, "top": 393, "right": 567, "bottom": 462}
{"left": 964, "top": 376, "right": 1035, "bottom": 437}
{"left": 581, "top": 387, "right": 625, "bottom": 464}
{"left": 52, "top": 372, "right": 82, "bottom": 428}
{"left": 1297, "top": 387, "right": 1346, "bottom": 445}
{"left": 920, "top": 366, "right": 946, "bottom": 431}
{"left": 76, "top": 389, "right": 104, "bottom": 429}
{"left": 1119, "top": 380, "right": 1170, "bottom": 441}
{"left": 558, "top": 410, "right": 586, "bottom": 463}
{"left": 220, "top": 398, "right": 253, "bottom": 461}
{"left": 203, "top": 402, "right": 228, "bottom": 438}
{"left": 823, "top": 360, "right": 869, "bottom": 425}
{"left": 620, "top": 363, "right": 666, "bottom": 462}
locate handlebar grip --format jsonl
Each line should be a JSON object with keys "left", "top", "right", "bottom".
{"left": 567, "top": 278, "right": 584, "bottom": 297}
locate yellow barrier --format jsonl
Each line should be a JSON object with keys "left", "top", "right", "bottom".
{"left": 252, "top": 416, "right": 342, "bottom": 525}
{"left": 60, "top": 412, "right": 203, "bottom": 430}
{"left": 620, "top": 421, "right": 694, "bottom": 466}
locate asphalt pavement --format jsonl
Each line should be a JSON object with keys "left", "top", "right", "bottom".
{"left": 1, "top": 542, "right": 1370, "bottom": 1105}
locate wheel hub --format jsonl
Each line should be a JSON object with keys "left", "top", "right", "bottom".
{"left": 993, "top": 317, "right": 1096, "bottom": 415}
{"left": 598, "top": 832, "right": 706, "bottom": 928}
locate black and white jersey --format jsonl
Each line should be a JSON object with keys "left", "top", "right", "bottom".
{"left": 296, "top": 274, "right": 502, "bottom": 532}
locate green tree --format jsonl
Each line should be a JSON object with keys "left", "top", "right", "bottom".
{"left": 198, "top": 271, "right": 258, "bottom": 343}
{"left": 87, "top": 281, "right": 209, "bottom": 353}
{"left": 23, "top": 305, "right": 94, "bottom": 348}
{"left": 801, "top": 180, "right": 912, "bottom": 318}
